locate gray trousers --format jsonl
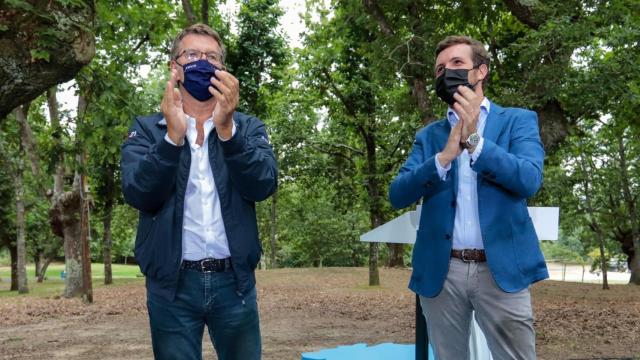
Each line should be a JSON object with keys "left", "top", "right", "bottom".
{"left": 419, "top": 258, "right": 536, "bottom": 360}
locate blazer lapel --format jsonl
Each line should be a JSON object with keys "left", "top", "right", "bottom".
{"left": 477, "top": 101, "right": 507, "bottom": 189}
{"left": 483, "top": 101, "right": 507, "bottom": 144}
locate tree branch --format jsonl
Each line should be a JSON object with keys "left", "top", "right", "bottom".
{"left": 201, "top": 0, "right": 209, "bottom": 25}
{"left": 131, "top": 33, "right": 150, "bottom": 54}
{"left": 309, "top": 140, "right": 364, "bottom": 156}
{"left": 15, "top": 103, "right": 46, "bottom": 196}
{"left": 502, "top": 0, "right": 541, "bottom": 30}
{"left": 181, "top": 0, "right": 197, "bottom": 25}
{"left": 308, "top": 144, "right": 357, "bottom": 168}
{"left": 362, "top": 0, "right": 395, "bottom": 36}
{"left": 320, "top": 68, "right": 360, "bottom": 120}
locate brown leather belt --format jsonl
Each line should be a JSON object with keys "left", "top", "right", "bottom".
{"left": 451, "top": 249, "right": 486, "bottom": 262}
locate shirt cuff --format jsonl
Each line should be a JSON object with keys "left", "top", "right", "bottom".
{"left": 470, "top": 137, "right": 484, "bottom": 163}
{"left": 435, "top": 153, "right": 451, "bottom": 181}
{"left": 164, "top": 133, "right": 184, "bottom": 147}
{"left": 218, "top": 121, "right": 237, "bottom": 142}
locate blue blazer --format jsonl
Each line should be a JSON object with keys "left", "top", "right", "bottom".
{"left": 389, "top": 102, "right": 548, "bottom": 297}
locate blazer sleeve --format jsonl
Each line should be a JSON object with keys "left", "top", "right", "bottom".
{"left": 472, "top": 110, "right": 544, "bottom": 198}
{"left": 120, "top": 117, "right": 181, "bottom": 213}
{"left": 389, "top": 130, "right": 447, "bottom": 209}
{"left": 219, "top": 117, "right": 278, "bottom": 202}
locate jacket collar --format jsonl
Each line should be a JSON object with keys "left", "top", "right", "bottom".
{"left": 439, "top": 100, "right": 507, "bottom": 142}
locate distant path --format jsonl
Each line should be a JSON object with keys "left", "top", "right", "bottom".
{"left": 546, "top": 262, "right": 631, "bottom": 284}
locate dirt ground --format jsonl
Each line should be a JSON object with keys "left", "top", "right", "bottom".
{"left": 1, "top": 267, "right": 639, "bottom": 360}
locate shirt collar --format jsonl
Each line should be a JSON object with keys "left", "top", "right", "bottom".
{"left": 185, "top": 114, "right": 214, "bottom": 149}
{"left": 446, "top": 97, "right": 491, "bottom": 128}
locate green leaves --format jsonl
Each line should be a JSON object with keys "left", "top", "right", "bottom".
{"left": 3, "top": 0, "right": 34, "bottom": 11}
{"left": 29, "top": 49, "right": 50, "bottom": 62}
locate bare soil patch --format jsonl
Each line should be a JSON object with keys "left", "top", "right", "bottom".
{"left": 1, "top": 267, "right": 639, "bottom": 359}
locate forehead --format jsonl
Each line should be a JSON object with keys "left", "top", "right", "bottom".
{"left": 179, "top": 34, "right": 221, "bottom": 52}
{"left": 435, "top": 43, "right": 473, "bottom": 66}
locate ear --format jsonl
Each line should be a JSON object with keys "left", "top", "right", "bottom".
{"left": 477, "top": 63, "right": 489, "bottom": 82}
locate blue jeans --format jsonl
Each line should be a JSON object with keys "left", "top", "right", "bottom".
{"left": 146, "top": 268, "right": 261, "bottom": 360}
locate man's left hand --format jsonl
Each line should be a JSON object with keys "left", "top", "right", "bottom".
{"left": 452, "top": 83, "right": 483, "bottom": 142}
{"left": 209, "top": 69, "right": 240, "bottom": 140}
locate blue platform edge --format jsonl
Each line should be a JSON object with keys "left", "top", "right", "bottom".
{"left": 301, "top": 343, "right": 435, "bottom": 360}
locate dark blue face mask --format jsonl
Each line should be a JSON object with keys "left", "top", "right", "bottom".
{"left": 176, "top": 59, "right": 219, "bottom": 101}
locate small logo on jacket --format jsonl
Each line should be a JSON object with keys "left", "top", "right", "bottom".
{"left": 128, "top": 130, "right": 137, "bottom": 138}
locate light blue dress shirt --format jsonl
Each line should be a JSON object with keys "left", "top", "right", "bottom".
{"left": 435, "top": 97, "right": 490, "bottom": 250}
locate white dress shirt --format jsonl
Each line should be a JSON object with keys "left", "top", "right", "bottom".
{"left": 435, "top": 97, "right": 490, "bottom": 250}
{"left": 164, "top": 115, "right": 236, "bottom": 260}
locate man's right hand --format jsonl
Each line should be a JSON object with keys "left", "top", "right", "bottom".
{"left": 161, "top": 68, "right": 187, "bottom": 145}
{"left": 437, "top": 118, "right": 464, "bottom": 168}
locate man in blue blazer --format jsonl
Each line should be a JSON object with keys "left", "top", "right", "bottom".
{"left": 389, "top": 36, "right": 548, "bottom": 359}
{"left": 121, "top": 24, "right": 276, "bottom": 360}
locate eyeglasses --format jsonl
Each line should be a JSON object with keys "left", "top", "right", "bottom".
{"left": 176, "top": 49, "right": 224, "bottom": 65}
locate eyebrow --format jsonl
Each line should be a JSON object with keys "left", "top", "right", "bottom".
{"left": 434, "top": 56, "right": 468, "bottom": 71}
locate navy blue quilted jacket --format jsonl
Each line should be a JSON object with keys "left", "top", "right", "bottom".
{"left": 120, "top": 111, "right": 277, "bottom": 301}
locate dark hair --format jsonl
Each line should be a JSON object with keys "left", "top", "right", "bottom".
{"left": 170, "top": 23, "right": 226, "bottom": 63}
{"left": 436, "top": 35, "right": 490, "bottom": 89}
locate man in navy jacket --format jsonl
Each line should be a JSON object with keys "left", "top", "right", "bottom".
{"left": 121, "top": 24, "right": 276, "bottom": 360}
{"left": 389, "top": 36, "right": 547, "bottom": 359}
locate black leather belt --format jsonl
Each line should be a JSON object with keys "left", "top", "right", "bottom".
{"left": 181, "top": 258, "right": 232, "bottom": 272}
{"left": 451, "top": 249, "right": 486, "bottom": 262}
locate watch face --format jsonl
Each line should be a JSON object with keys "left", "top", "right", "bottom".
{"left": 467, "top": 133, "right": 480, "bottom": 146}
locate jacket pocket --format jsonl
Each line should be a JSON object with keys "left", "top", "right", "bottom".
{"left": 511, "top": 216, "right": 542, "bottom": 276}
{"left": 135, "top": 214, "right": 156, "bottom": 275}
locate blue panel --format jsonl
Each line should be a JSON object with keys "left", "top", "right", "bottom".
{"left": 301, "top": 343, "right": 435, "bottom": 360}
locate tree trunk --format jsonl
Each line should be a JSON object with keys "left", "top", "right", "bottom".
{"left": 597, "top": 229, "right": 609, "bottom": 290}
{"left": 51, "top": 177, "right": 84, "bottom": 298}
{"left": 9, "top": 243, "right": 18, "bottom": 291}
{"left": 15, "top": 105, "right": 29, "bottom": 293}
{"left": 48, "top": 87, "right": 65, "bottom": 196}
{"left": 364, "top": 131, "right": 383, "bottom": 284}
{"left": 77, "top": 91, "right": 93, "bottom": 303}
{"left": 34, "top": 253, "right": 41, "bottom": 279}
{"left": 15, "top": 136, "right": 28, "bottom": 293}
{"left": 630, "top": 255, "right": 640, "bottom": 284}
{"left": 37, "top": 257, "right": 53, "bottom": 283}
{"left": 80, "top": 177, "right": 93, "bottom": 303}
{"left": 580, "top": 153, "right": 608, "bottom": 290}
{"left": 387, "top": 243, "right": 405, "bottom": 267}
{"left": 103, "top": 201, "right": 113, "bottom": 285}
{"left": 617, "top": 137, "right": 640, "bottom": 285}
{"left": 269, "top": 190, "right": 278, "bottom": 269}
{"left": 369, "top": 243, "right": 380, "bottom": 286}
{"left": 46, "top": 87, "right": 87, "bottom": 298}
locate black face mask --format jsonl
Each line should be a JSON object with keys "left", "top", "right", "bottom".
{"left": 435, "top": 67, "right": 480, "bottom": 106}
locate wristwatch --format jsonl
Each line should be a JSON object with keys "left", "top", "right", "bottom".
{"left": 462, "top": 132, "right": 481, "bottom": 149}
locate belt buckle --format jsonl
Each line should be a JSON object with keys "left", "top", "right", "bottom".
{"left": 461, "top": 249, "right": 473, "bottom": 262}
{"left": 200, "top": 258, "right": 215, "bottom": 273}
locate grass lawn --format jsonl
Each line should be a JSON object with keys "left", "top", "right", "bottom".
{"left": 0, "top": 263, "right": 143, "bottom": 298}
